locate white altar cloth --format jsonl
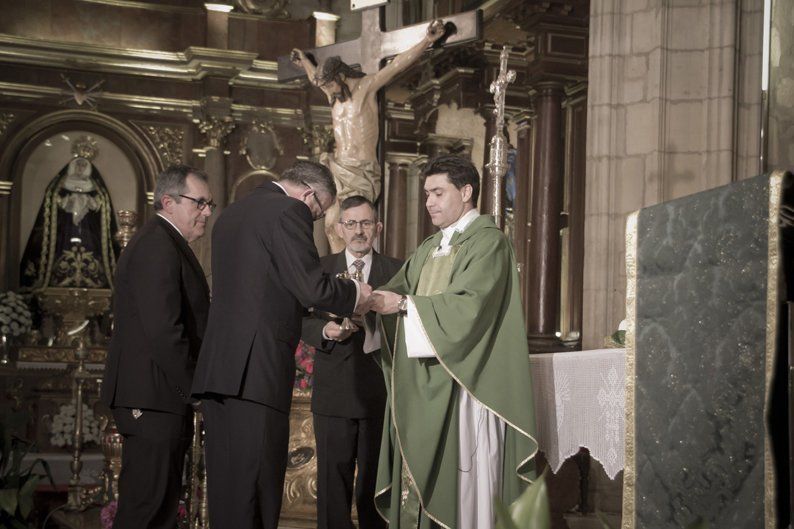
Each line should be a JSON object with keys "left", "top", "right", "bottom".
{"left": 529, "top": 348, "right": 626, "bottom": 479}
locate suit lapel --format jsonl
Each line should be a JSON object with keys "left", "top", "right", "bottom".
{"left": 155, "top": 216, "right": 210, "bottom": 299}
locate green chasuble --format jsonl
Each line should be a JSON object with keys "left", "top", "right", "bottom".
{"left": 375, "top": 214, "right": 537, "bottom": 529}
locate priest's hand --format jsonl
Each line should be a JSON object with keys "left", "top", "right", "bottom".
{"left": 354, "top": 282, "right": 374, "bottom": 314}
{"left": 324, "top": 320, "right": 358, "bottom": 341}
{"left": 371, "top": 290, "right": 403, "bottom": 315}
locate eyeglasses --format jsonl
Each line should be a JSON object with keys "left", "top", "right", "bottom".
{"left": 178, "top": 194, "right": 217, "bottom": 212}
{"left": 339, "top": 219, "right": 376, "bottom": 230}
{"left": 301, "top": 181, "right": 326, "bottom": 219}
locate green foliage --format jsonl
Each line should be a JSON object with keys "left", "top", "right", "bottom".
{"left": 610, "top": 330, "right": 626, "bottom": 347}
{"left": 0, "top": 410, "right": 53, "bottom": 528}
{"left": 495, "top": 473, "right": 551, "bottom": 529}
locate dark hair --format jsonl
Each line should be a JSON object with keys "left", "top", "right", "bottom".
{"left": 421, "top": 154, "right": 480, "bottom": 207}
{"left": 340, "top": 195, "right": 375, "bottom": 213}
{"left": 314, "top": 56, "right": 365, "bottom": 86}
{"left": 153, "top": 164, "right": 208, "bottom": 211}
{"left": 279, "top": 160, "right": 337, "bottom": 199}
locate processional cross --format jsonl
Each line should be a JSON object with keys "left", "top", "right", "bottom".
{"left": 277, "top": 2, "right": 482, "bottom": 80}
{"left": 484, "top": 45, "right": 516, "bottom": 229}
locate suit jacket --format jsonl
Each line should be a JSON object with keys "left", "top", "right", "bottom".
{"left": 101, "top": 216, "right": 210, "bottom": 415}
{"left": 191, "top": 181, "right": 358, "bottom": 412}
{"left": 302, "top": 251, "right": 402, "bottom": 418}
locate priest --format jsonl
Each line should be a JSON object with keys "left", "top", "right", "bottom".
{"left": 370, "top": 155, "right": 537, "bottom": 529}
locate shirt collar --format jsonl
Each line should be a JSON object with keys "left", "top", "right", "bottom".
{"left": 272, "top": 181, "right": 288, "bottom": 195}
{"left": 440, "top": 208, "right": 479, "bottom": 246}
{"left": 345, "top": 249, "right": 373, "bottom": 268}
{"left": 157, "top": 213, "right": 184, "bottom": 239}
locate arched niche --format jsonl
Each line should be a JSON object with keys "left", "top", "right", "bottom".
{"left": 1, "top": 110, "right": 159, "bottom": 289}
{"left": 230, "top": 169, "right": 279, "bottom": 203}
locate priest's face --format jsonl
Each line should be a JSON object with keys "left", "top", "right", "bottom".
{"left": 424, "top": 173, "right": 473, "bottom": 229}
{"left": 169, "top": 174, "right": 213, "bottom": 242}
{"left": 336, "top": 203, "right": 382, "bottom": 257}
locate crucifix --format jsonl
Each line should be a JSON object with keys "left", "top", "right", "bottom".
{"left": 277, "top": 5, "right": 482, "bottom": 81}
{"left": 280, "top": 2, "right": 482, "bottom": 252}
{"left": 484, "top": 45, "right": 516, "bottom": 230}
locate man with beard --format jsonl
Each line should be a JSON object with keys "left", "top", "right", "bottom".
{"left": 290, "top": 18, "right": 444, "bottom": 253}
{"left": 301, "top": 196, "right": 402, "bottom": 529}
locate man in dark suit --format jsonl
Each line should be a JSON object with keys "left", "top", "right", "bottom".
{"left": 101, "top": 165, "right": 213, "bottom": 529}
{"left": 302, "top": 196, "right": 402, "bottom": 529}
{"left": 192, "top": 161, "right": 371, "bottom": 529}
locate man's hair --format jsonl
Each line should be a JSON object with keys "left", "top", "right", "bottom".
{"left": 421, "top": 154, "right": 480, "bottom": 207}
{"left": 279, "top": 160, "right": 337, "bottom": 199}
{"left": 153, "top": 164, "right": 208, "bottom": 211}
{"left": 314, "top": 56, "right": 365, "bottom": 86}
{"left": 340, "top": 195, "right": 375, "bottom": 214}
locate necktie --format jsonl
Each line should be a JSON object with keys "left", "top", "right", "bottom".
{"left": 352, "top": 259, "right": 365, "bottom": 282}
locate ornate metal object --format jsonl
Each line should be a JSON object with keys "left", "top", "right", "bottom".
{"left": 115, "top": 210, "right": 138, "bottom": 250}
{"left": 36, "top": 288, "right": 111, "bottom": 346}
{"left": 484, "top": 45, "right": 516, "bottom": 229}
{"left": 65, "top": 321, "right": 104, "bottom": 511}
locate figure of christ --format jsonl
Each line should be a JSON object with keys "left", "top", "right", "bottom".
{"left": 291, "top": 18, "right": 445, "bottom": 253}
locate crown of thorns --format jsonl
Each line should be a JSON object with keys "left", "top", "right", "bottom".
{"left": 314, "top": 56, "right": 365, "bottom": 85}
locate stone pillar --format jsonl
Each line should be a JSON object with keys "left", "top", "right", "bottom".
{"left": 582, "top": 1, "right": 764, "bottom": 349}
{"left": 384, "top": 154, "right": 411, "bottom": 260}
{"left": 526, "top": 82, "right": 565, "bottom": 352}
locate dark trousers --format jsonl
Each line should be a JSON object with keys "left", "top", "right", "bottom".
{"left": 112, "top": 407, "right": 191, "bottom": 529}
{"left": 313, "top": 414, "right": 386, "bottom": 529}
{"left": 201, "top": 397, "right": 290, "bottom": 529}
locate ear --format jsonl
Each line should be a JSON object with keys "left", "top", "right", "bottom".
{"left": 375, "top": 221, "right": 383, "bottom": 239}
{"left": 160, "top": 194, "right": 175, "bottom": 212}
{"left": 460, "top": 184, "right": 473, "bottom": 204}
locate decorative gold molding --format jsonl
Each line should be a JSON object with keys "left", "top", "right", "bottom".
{"left": 764, "top": 171, "right": 784, "bottom": 528}
{"left": 0, "top": 35, "right": 268, "bottom": 83}
{"left": 0, "top": 180, "right": 12, "bottom": 196}
{"left": 139, "top": 124, "right": 185, "bottom": 167}
{"left": 0, "top": 111, "right": 15, "bottom": 137}
{"left": 77, "top": 0, "right": 202, "bottom": 14}
{"left": 621, "top": 210, "right": 638, "bottom": 529}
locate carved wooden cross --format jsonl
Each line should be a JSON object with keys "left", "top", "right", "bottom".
{"left": 277, "top": 7, "right": 482, "bottom": 82}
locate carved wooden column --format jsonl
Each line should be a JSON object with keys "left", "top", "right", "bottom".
{"left": 384, "top": 154, "right": 412, "bottom": 260}
{"left": 512, "top": 111, "right": 534, "bottom": 327}
{"left": 193, "top": 100, "right": 235, "bottom": 279}
{"left": 526, "top": 82, "right": 565, "bottom": 352}
{"left": 0, "top": 178, "right": 12, "bottom": 290}
{"left": 479, "top": 105, "right": 497, "bottom": 214}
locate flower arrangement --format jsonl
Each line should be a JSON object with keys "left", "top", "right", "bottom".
{"left": 0, "top": 291, "right": 32, "bottom": 338}
{"left": 294, "top": 340, "right": 315, "bottom": 391}
{"left": 49, "top": 403, "right": 101, "bottom": 448}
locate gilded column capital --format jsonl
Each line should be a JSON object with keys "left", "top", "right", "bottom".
{"left": 195, "top": 116, "right": 235, "bottom": 151}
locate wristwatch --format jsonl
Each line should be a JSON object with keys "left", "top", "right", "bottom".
{"left": 397, "top": 295, "right": 408, "bottom": 315}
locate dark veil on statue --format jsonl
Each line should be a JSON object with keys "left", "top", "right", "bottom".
{"left": 20, "top": 154, "right": 120, "bottom": 291}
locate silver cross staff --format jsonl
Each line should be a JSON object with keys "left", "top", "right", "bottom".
{"left": 485, "top": 45, "right": 516, "bottom": 229}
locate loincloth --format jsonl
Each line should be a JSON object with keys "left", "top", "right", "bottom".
{"left": 319, "top": 153, "right": 381, "bottom": 202}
